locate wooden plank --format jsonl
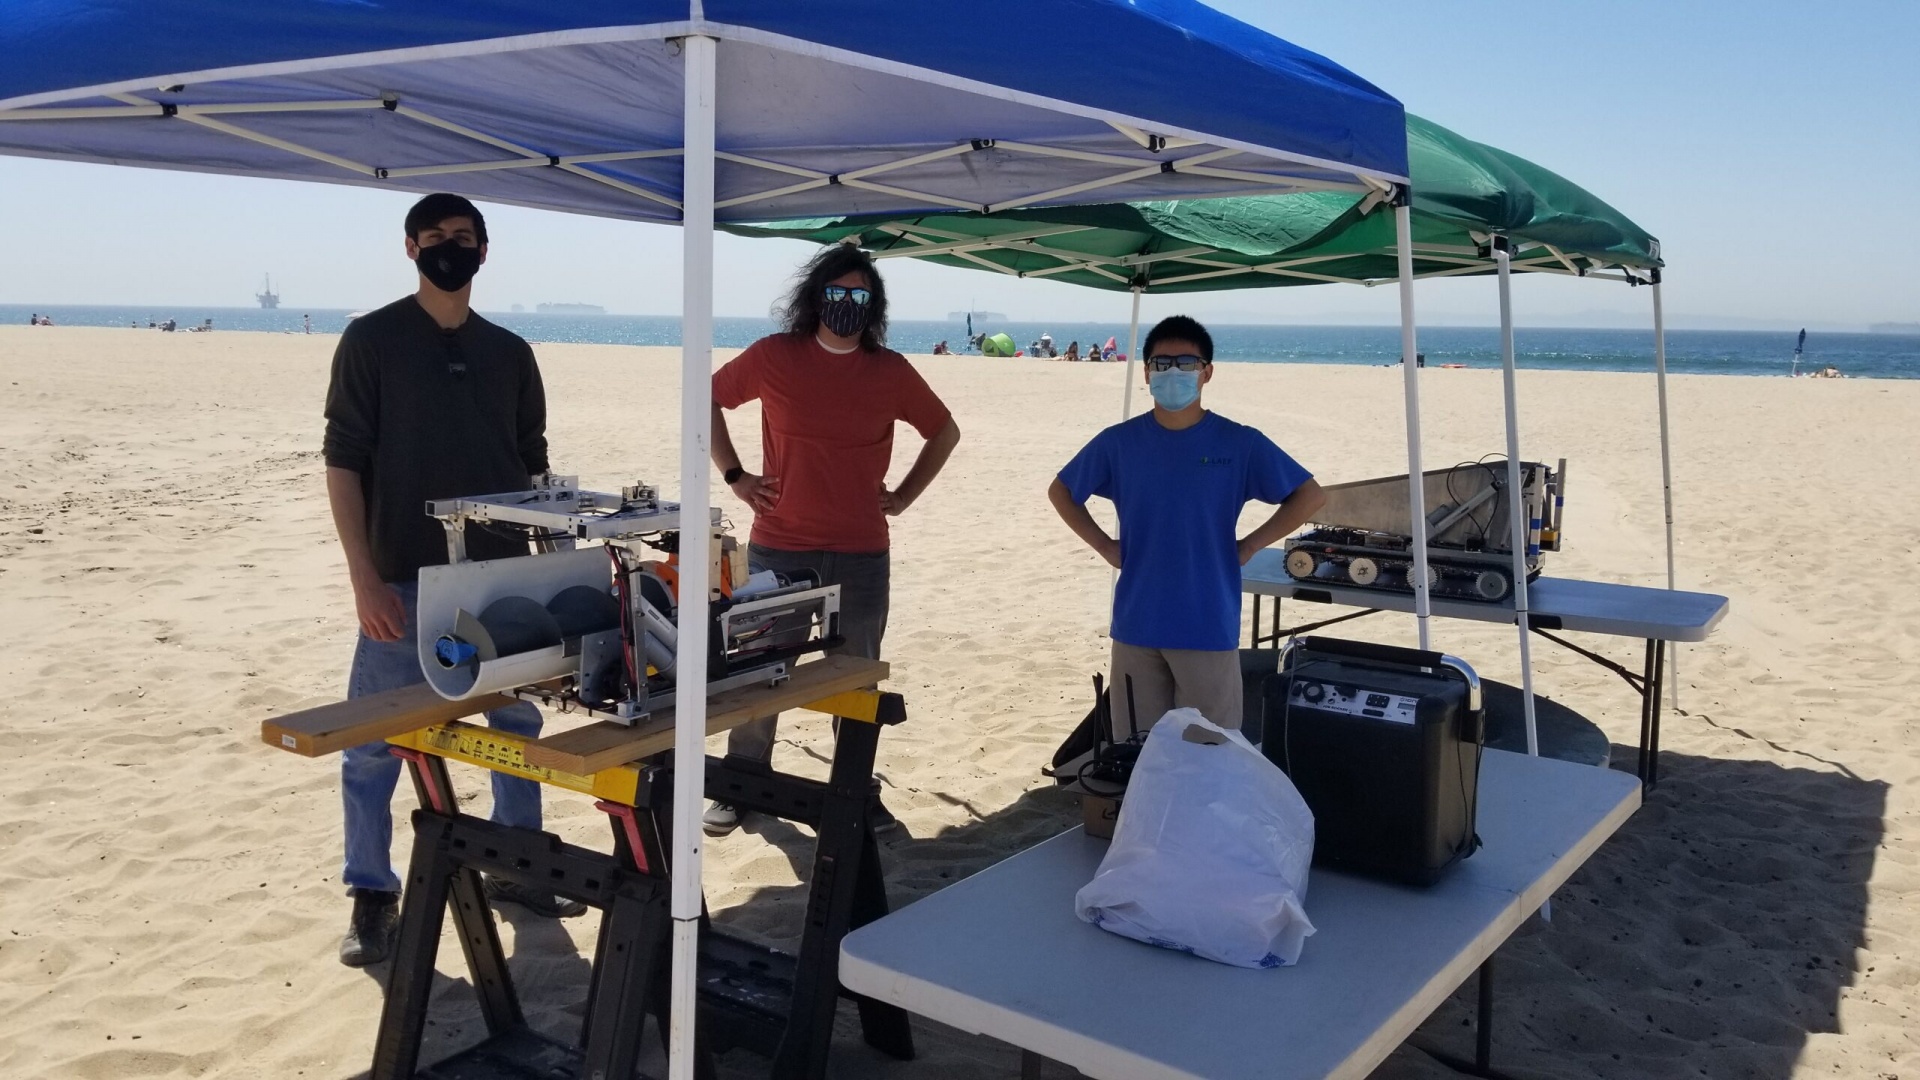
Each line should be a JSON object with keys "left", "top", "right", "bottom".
{"left": 262, "top": 682, "right": 518, "bottom": 757}
{"left": 523, "top": 655, "right": 889, "bottom": 774}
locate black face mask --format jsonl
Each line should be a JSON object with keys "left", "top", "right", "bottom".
{"left": 415, "top": 239, "right": 483, "bottom": 293}
{"left": 819, "top": 297, "right": 872, "bottom": 339}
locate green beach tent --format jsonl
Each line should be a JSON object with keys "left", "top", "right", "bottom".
{"left": 981, "top": 332, "right": 1017, "bottom": 357}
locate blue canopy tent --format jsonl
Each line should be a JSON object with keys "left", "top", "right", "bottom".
{"left": 0, "top": 5, "right": 1414, "bottom": 1073}
{"left": 0, "top": 1, "right": 1408, "bottom": 219}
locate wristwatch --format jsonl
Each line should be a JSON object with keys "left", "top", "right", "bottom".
{"left": 723, "top": 465, "right": 745, "bottom": 485}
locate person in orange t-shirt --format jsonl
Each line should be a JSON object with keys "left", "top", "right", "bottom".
{"left": 705, "top": 245, "right": 962, "bottom": 836}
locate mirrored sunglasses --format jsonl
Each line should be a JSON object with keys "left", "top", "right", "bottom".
{"left": 1145, "top": 353, "right": 1207, "bottom": 372}
{"left": 823, "top": 285, "right": 872, "bottom": 305}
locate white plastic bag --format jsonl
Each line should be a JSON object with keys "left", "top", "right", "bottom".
{"left": 1074, "top": 708, "right": 1316, "bottom": 968}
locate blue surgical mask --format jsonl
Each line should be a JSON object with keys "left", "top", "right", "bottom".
{"left": 1148, "top": 368, "right": 1201, "bottom": 410}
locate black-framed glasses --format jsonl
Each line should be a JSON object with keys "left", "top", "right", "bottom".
{"left": 823, "top": 285, "right": 872, "bottom": 305}
{"left": 1145, "top": 353, "right": 1207, "bottom": 372}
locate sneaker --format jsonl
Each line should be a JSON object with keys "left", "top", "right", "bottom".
{"left": 481, "top": 874, "right": 589, "bottom": 919}
{"left": 702, "top": 801, "right": 742, "bottom": 837}
{"left": 339, "top": 888, "right": 400, "bottom": 968}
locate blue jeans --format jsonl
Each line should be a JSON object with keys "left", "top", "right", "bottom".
{"left": 341, "top": 580, "right": 544, "bottom": 893}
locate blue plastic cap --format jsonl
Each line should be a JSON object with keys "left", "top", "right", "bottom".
{"left": 435, "top": 635, "right": 479, "bottom": 669}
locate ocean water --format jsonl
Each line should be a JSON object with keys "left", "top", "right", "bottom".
{"left": 7, "top": 304, "right": 1917, "bottom": 380}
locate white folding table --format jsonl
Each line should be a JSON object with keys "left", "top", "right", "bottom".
{"left": 840, "top": 750, "right": 1641, "bottom": 1080}
{"left": 1242, "top": 549, "right": 1730, "bottom": 786}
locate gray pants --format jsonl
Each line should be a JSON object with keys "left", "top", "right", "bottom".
{"left": 726, "top": 543, "right": 890, "bottom": 762}
{"left": 1108, "top": 640, "right": 1244, "bottom": 735}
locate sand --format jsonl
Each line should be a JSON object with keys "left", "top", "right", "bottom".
{"left": 0, "top": 324, "right": 1916, "bottom": 1079}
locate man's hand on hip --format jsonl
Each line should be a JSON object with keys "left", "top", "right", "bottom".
{"left": 354, "top": 578, "right": 408, "bottom": 642}
{"left": 730, "top": 471, "right": 781, "bottom": 514}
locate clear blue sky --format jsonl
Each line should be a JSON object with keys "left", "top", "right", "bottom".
{"left": 1, "top": 1, "right": 1913, "bottom": 328}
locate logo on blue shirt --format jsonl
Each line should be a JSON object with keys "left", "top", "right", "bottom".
{"left": 1198, "top": 455, "right": 1234, "bottom": 466}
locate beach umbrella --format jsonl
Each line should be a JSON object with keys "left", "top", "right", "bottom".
{"left": 724, "top": 112, "right": 1670, "bottom": 752}
{"left": 0, "top": 4, "right": 1411, "bottom": 1075}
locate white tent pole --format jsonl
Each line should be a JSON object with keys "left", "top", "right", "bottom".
{"left": 670, "top": 31, "right": 718, "bottom": 1080}
{"left": 1494, "top": 241, "right": 1539, "bottom": 755}
{"left": 1394, "top": 201, "right": 1432, "bottom": 650}
{"left": 1652, "top": 275, "right": 1679, "bottom": 710}
{"left": 1120, "top": 285, "right": 1142, "bottom": 420}
{"left": 1112, "top": 286, "right": 1143, "bottom": 597}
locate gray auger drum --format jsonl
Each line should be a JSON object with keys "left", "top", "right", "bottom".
{"left": 1281, "top": 459, "right": 1565, "bottom": 602}
{"left": 416, "top": 475, "right": 841, "bottom": 725}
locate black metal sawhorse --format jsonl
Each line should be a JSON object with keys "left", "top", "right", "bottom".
{"left": 367, "top": 688, "right": 915, "bottom": 1080}
{"left": 1249, "top": 591, "right": 1671, "bottom": 788}
{"left": 684, "top": 688, "right": 916, "bottom": 1078}
{"left": 373, "top": 747, "right": 672, "bottom": 1080}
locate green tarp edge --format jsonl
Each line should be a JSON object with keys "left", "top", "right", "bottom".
{"left": 720, "top": 114, "right": 1659, "bottom": 296}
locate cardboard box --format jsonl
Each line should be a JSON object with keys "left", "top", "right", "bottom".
{"left": 1081, "top": 793, "right": 1121, "bottom": 839}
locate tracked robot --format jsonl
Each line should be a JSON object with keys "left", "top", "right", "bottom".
{"left": 1282, "top": 458, "right": 1565, "bottom": 602}
{"left": 414, "top": 475, "right": 840, "bottom": 725}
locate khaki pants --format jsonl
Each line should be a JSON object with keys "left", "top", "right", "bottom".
{"left": 1107, "top": 640, "right": 1243, "bottom": 737}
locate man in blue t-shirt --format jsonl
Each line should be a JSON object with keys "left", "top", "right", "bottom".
{"left": 1049, "top": 315, "right": 1325, "bottom": 734}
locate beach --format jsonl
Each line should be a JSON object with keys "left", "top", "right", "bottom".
{"left": 1, "top": 324, "right": 1916, "bottom": 1078}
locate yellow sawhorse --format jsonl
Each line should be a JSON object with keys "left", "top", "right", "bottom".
{"left": 261, "top": 656, "right": 914, "bottom": 1080}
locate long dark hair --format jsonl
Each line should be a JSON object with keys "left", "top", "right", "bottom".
{"left": 776, "top": 243, "right": 889, "bottom": 351}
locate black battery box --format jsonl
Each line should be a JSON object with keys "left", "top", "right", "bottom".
{"left": 1261, "top": 637, "right": 1484, "bottom": 886}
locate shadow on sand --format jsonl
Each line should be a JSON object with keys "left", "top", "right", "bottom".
{"left": 342, "top": 894, "right": 596, "bottom": 1079}
{"left": 1388, "top": 748, "right": 1887, "bottom": 1080}
{"left": 716, "top": 746, "right": 1885, "bottom": 1080}
{"left": 340, "top": 740, "right": 1883, "bottom": 1080}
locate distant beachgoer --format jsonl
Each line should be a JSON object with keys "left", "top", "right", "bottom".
{"left": 28, "top": 313, "right": 37, "bottom": 325}
{"left": 1064, "top": 341, "right": 1080, "bottom": 362}
{"left": 304, "top": 314, "right": 312, "bottom": 335}
{"left": 705, "top": 244, "right": 960, "bottom": 838}
{"left": 932, "top": 339, "right": 949, "bottom": 355}
{"left": 1049, "top": 315, "right": 1324, "bottom": 732}
{"left": 323, "top": 192, "right": 581, "bottom": 969}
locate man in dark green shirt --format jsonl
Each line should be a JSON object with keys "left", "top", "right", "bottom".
{"left": 322, "top": 193, "right": 584, "bottom": 968}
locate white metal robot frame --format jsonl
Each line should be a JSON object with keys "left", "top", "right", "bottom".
{"left": 415, "top": 475, "right": 841, "bottom": 726}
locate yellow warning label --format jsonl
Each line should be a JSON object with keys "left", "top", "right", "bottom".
{"left": 390, "top": 723, "right": 642, "bottom": 805}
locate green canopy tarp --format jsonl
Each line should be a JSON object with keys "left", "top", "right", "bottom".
{"left": 721, "top": 114, "right": 1659, "bottom": 292}
{"left": 722, "top": 112, "right": 1677, "bottom": 757}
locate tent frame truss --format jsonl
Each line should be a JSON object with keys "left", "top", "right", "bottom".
{"left": 835, "top": 202, "right": 1657, "bottom": 289}
{"left": 0, "top": 93, "right": 1385, "bottom": 221}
